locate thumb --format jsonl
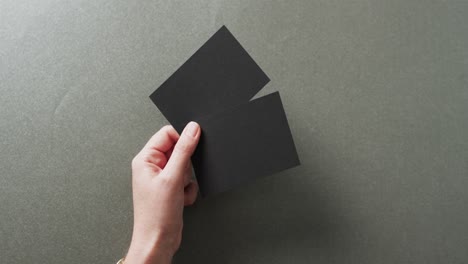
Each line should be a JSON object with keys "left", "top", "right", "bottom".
{"left": 163, "top": 122, "right": 200, "bottom": 182}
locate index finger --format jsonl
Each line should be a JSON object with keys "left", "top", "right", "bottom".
{"left": 142, "top": 125, "right": 180, "bottom": 154}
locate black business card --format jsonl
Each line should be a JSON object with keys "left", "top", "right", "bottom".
{"left": 192, "top": 92, "right": 300, "bottom": 196}
{"left": 150, "top": 26, "right": 270, "bottom": 133}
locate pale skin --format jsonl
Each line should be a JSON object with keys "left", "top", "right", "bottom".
{"left": 125, "top": 122, "right": 201, "bottom": 264}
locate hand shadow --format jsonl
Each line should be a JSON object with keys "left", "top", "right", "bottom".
{"left": 173, "top": 163, "right": 353, "bottom": 264}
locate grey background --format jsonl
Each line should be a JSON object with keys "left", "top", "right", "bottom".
{"left": 1, "top": 0, "right": 467, "bottom": 263}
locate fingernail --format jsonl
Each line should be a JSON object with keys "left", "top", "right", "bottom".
{"left": 184, "top": 121, "right": 199, "bottom": 137}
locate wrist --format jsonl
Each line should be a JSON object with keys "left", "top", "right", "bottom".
{"left": 125, "top": 233, "right": 174, "bottom": 264}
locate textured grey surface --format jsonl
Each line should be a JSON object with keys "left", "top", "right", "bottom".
{"left": 1, "top": 0, "right": 467, "bottom": 263}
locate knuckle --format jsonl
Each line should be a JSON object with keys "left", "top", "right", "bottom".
{"left": 185, "top": 199, "right": 194, "bottom": 206}
{"left": 131, "top": 156, "right": 142, "bottom": 168}
{"left": 161, "top": 125, "right": 172, "bottom": 132}
{"left": 185, "top": 192, "right": 197, "bottom": 206}
{"left": 161, "top": 125, "right": 176, "bottom": 136}
{"left": 159, "top": 173, "right": 178, "bottom": 186}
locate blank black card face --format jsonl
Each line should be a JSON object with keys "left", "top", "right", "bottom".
{"left": 150, "top": 26, "right": 270, "bottom": 133}
{"left": 192, "top": 92, "right": 300, "bottom": 197}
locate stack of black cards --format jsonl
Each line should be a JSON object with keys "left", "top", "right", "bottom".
{"left": 150, "top": 26, "right": 300, "bottom": 197}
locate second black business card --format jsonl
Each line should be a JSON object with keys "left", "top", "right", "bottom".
{"left": 192, "top": 92, "right": 300, "bottom": 196}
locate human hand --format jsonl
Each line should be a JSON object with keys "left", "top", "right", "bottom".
{"left": 125, "top": 122, "right": 200, "bottom": 264}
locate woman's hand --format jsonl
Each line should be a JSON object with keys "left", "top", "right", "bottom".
{"left": 125, "top": 122, "right": 200, "bottom": 264}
